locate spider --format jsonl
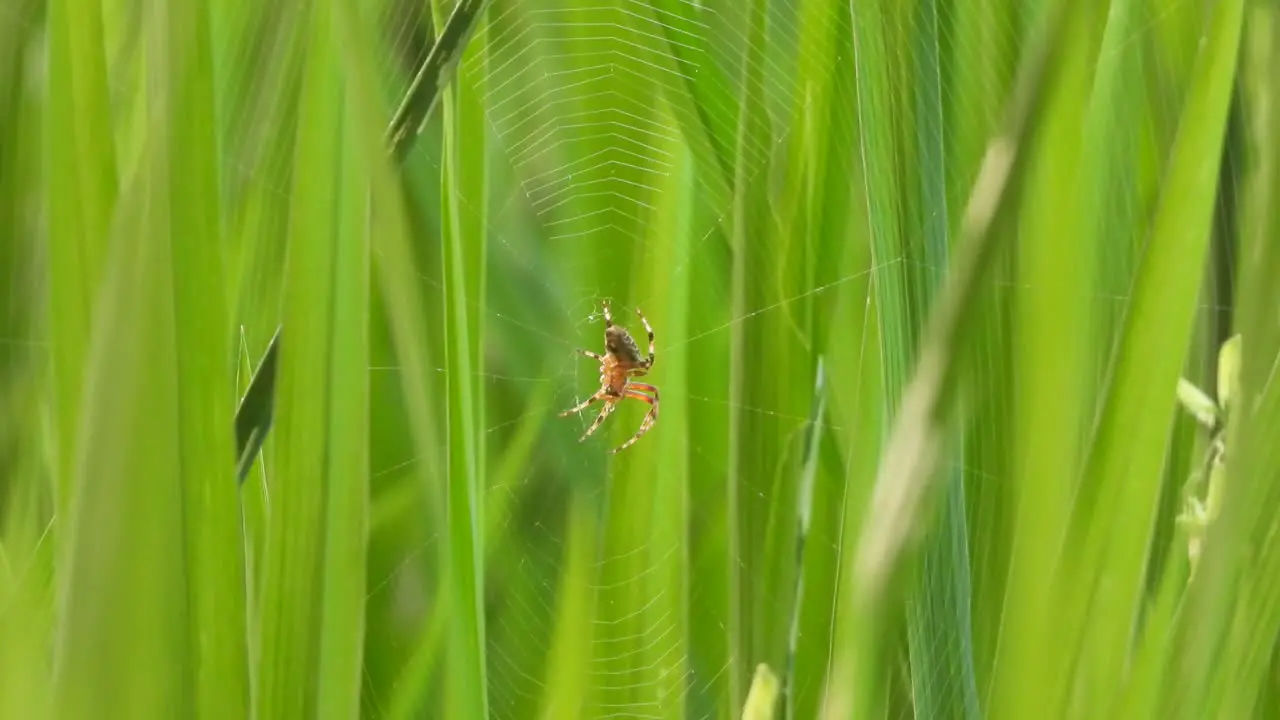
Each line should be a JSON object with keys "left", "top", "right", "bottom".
{"left": 559, "top": 300, "right": 659, "bottom": 454}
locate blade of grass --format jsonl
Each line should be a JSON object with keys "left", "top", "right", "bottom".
{"left": 223, "top": 0, "right": 308, "bottom": 484}
{"left": 229, "top": 0, "right": 484, "bottom": 481}
{"left": 332, "top": 0, "right": 454, "bottom": 714}
{"left": 988, "top": 0, "right": 1108, "bottom": 713}
{"left": 1062, "top": 0, "right": 1243, "bottom": 713}
{"left": 778, "top": 4, "right": 861, "bottom": 714}
{"left": 1174, "top": 4, "right": 1280, "bottom": 716}
{"left": 841, "top": 3, "right": 1069, "bottom": 716}
{"left": 682, "top": 162, "right": 734, "bottom": 719}
{"left": 0, "top": 398, "right": 51, "bottom": 719}
{"left": 315, "top": 49, "right": 373, "bottom": 720}
{"left": 223, "top": 0, "right": 306, "bottom": 344}
{"left": 387, "top": 0, "right": 493, "bottom": 160}
{"left": 727, "top": 0, "right": 772, "bottom": 711}
{"left": 0, "top": 25, "right": 48, "bottom": 720}
{"left": 0, "top": 509, "right": 55, "bottom": 720}
{"left": 254, "top": 0, "right": 370, "bottom": 711}
{"left": 943, "top": 0, "right": 1020, "bottom": 699}
{"left": 903, "top": 0, "right": 981, "bottom": 714}
{"left": 595, "top": 108, "right": 693, "bottom": 720}
{"left": 829, "top": 0, "right": 916, "bottom": 712}
{"left": 640, "top": 140, "right": 693, "bottom": 720}
{"left": 855, "top": 0, "right": 1066, "bottom": 609}
{"left": 744, "top": 2, "right": 858, "bottom": 710}
{"left": 430, "top": 0, "right": 489, "bottom": 715}
{"left": 235, "top": 328, "right": 272, "bottom": 706}
{"left": 44, "top": 0, "right": 117, "bottom": 510}
{"left": 235, "top": 328, "right": 281, "bottom": 483}
{"left": 381, "top": 381, "right": 554, "bottom": 719}
{"left": 536, "top": 489, "right": 599, "bottom": 720}
{"left": 51, "top": 141, "right": 188, "bottom": 720}
{"left": 817, "top": 229, "right": 881, "bottom": 720}
{"left": 160, "top": 0, "right": 251, "bottom": 714}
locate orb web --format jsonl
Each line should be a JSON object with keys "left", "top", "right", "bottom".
{"left": 430, "top": 2, "right": 857, "bottom": 719}
{"left": 359, "top": 0, "right": 860, "bottom": 717}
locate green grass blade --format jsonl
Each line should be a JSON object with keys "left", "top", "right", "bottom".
{"left": 777, "top": 3, "right": 860, "bottom": 714}
{"left": 944, "top": 0, "right": 1021, "bottom": 699}
{"left": 589, "top": 107, "right": 692, "bottom": 720}
{"left": 0, "top": 20, "right": 48, "bottom": 719}
{"left": 849, "top": 3, "right": 1068, "bottom": 715}
{"left": 1064, "top": 0, "right": 1243, "bottom": 713}
{"left": 849, "top": 1, "right": 981, "bottom": 712}
{"left": 222, "top": 0, "right": 306, "bottom": 350}
{"left": 387, "top": 0, "right": 493, "bottom": 160}
{"left": 817, "top": 236, "right": 882, "bottom": 720}
{"left": 904, "top": 1, "right": 980, "bottom": 715}
{"left": 44, "top": 0, "right": 117, "bottom": 509}
{"left": 637, "top": 143, "right": 693, "bottom": 720}
{"left": 537, "top": 490, "right": 599, "bottom": 719}
{"left": 254, "top": 0, "right": 370, "bottom": 712}
{"left": 331, "top": 0, "right": 450, "bottom": 712}
{"left": 234, "top": 328, "right": 281, "bottom": 483}
{"left": 727, "top": 0, "right": 771, "bottom": 711}
{"left": 432, "top": 0, "right": 490, "bottom": 715}
{"left": 161, "top": 0, "right": 251, "bottom": 714}
{"left": 855, "top": 0, "right": 1065, "bottom": 621}
{"left": 988, "top": 0, "right": 1108, "bottom": 713}
{"left": 315, "top": 58, "right": 373, "bottom": 720}
{"left": 51, "top": 142, "right": 188, "bottom": 720}
{"left": 1174, "top": 5, "right": 1280, "bottom": 716}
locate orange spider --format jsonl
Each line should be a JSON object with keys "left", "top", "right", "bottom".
{"left": 559, "top": 300, "right": 659, "bottom": 454}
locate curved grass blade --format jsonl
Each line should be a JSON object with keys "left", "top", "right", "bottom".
{"left": 841, "top": 4, "right": 1070, "bottom": 717}
{"left": 1060, "top": 0, "right": 1244, "bottom": 711}
{"left": 386, "top": 0, "right": 493, "bottom": 161}
{"left": 855, "top": 0, "right": 1068, "bottom": 609}
{"left": 234, "top": 327, "right": 281, "bottom": 484}
{"left": 232, "top": 0, "right": 492, "bottom": 482}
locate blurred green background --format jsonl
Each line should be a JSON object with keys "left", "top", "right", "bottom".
{"left": 2, "top": 0, "right": 1280, "bottom": 718}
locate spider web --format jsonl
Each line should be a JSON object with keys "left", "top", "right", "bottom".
{"left": 354, "top": 2, "right": 868, "bottom": 718}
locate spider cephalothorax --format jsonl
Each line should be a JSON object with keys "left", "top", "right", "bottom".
{"left": 560, "top": 300, "right": 659, "bottom": 454}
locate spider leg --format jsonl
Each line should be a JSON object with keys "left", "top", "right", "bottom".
{"left": 559, "top": 390, "right": 606, "bottom": 417}
{"left": 601, "top": 300, "right": 613, "bottom": 329}
{"left": 610, "top": 388, "right": 659, "bottom": 454}
{"left": 576, "top": 349, "right": 604, "bottom": 362}
{"left": 579, "top": 400, "right": 618, "bottom": 442}
{"left": 634, "top": 306, "right": 655, "bottom": 369}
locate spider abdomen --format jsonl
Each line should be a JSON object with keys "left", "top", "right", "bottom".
{"left": 605, "top": 326, "right": 644, "bottom": 367}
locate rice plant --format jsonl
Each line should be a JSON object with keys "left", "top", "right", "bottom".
{"left": 1, "top": 0, "right": 1277, "bottom": 718}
